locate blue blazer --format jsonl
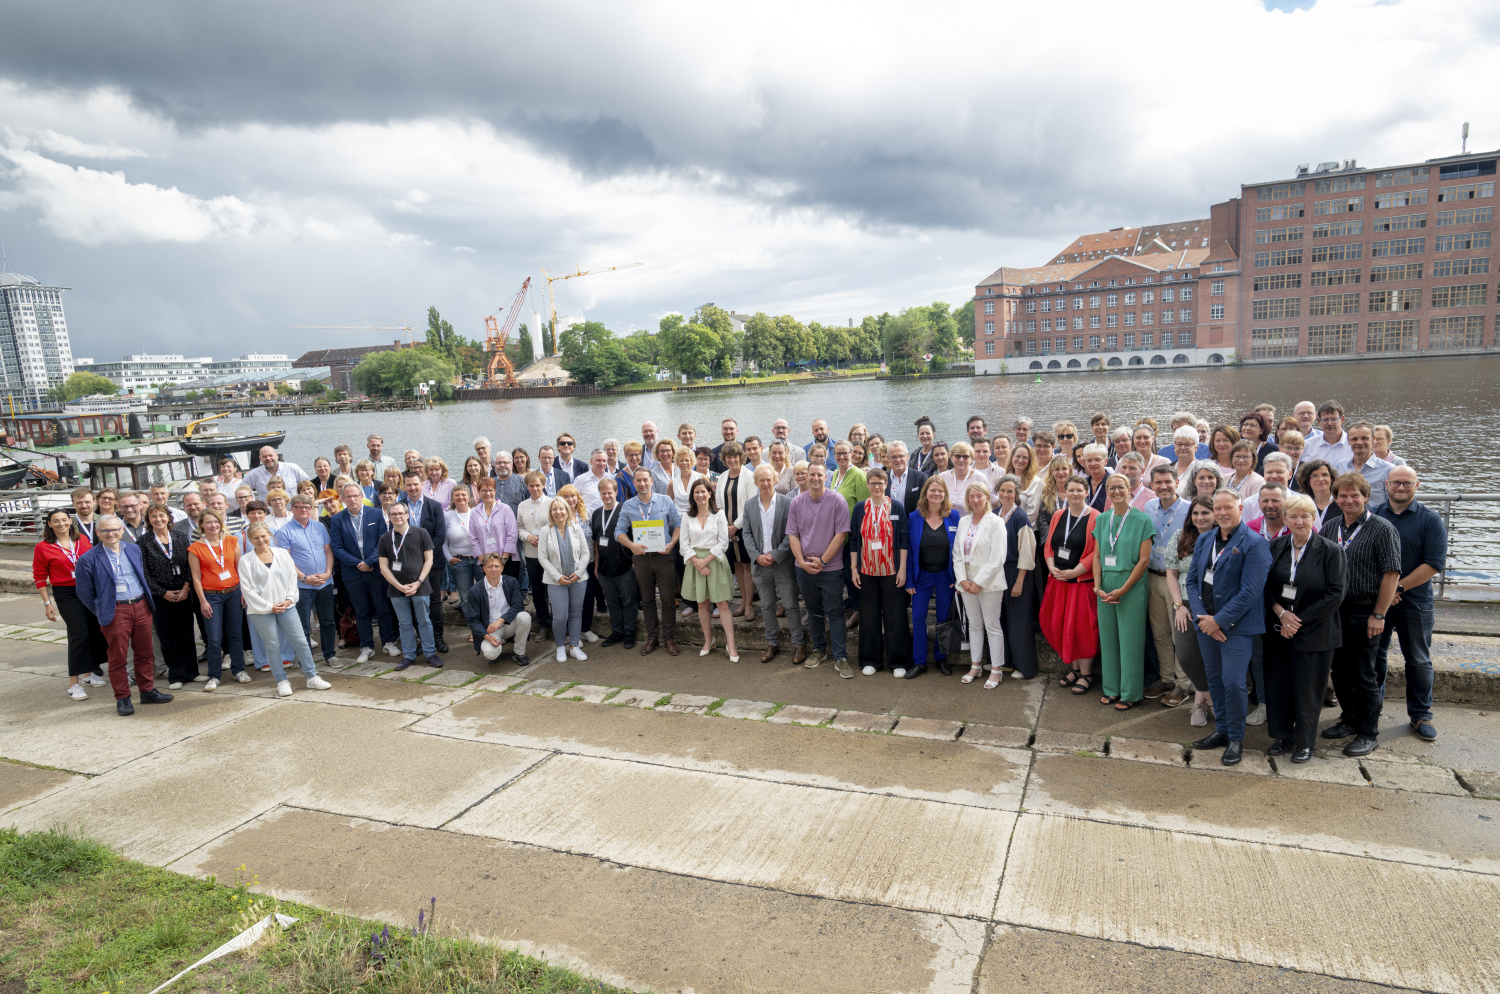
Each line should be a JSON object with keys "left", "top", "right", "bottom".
{"left": 329, "top": 506, "right": 389, "bottom": 576}
{"left": 466, "top": 574, "right": 525, "bottom": 653}
{"left": 905, "top": 508, "right": 963, "bottom": 586}
{"left": 1185, "top": 521, "right": 1271, "bottom": 637}
{"left": 75, "top": 542, "right": 155, "bottom": 626}
{"left": 399, "top": 494, "right": 447, "bottom": 554}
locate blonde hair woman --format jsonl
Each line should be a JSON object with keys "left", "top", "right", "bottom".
{"left": 954, "top": 480, "right": 1007, "bottom": 689}
{"left": 423, "top": 456, "right": 455, "bottom": 507}
{"left": 901, "top": 475, "right": 960, "bottom": 679}
{"left": 239, "top": 521, "right": 330, "bottom": 696}
{"left": 538, "top": 495, "right": 592, "bottom": 663}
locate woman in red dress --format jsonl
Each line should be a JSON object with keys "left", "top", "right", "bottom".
{"left": 1040, "top": 476, "right": 1101, "bottom": 695}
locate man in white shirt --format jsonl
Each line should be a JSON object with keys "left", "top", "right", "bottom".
{"left": 242, "top": 445, "right": 309, "bottom": 499}
{"left": 469, "top": 553, "right": 531, "bottom": 663}
{"left": 1302, "top": 400, "right": 1353, "bottom": 466}
{"left": 576, "top": 449, "right": 610, "bottom": 515}
{"left": 1293, "top": 400, "right": 1317, "bottom": 440}
{"left": 147, "top": 483, "right": 188, "bottom": 524}
{"left": 366, "top": 434, "right": 398, "bottom": 478}
{"left": 640, "top": 421, "right": 661, "bottom": 472}
{"left": 1338, "top": 421, "right": 1395, "bottom": 508}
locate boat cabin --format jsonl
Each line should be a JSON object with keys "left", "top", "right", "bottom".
{"left": 2, "top": 413, "right": 132, "bottom": 447}
{"left": 87, "top": 454, "right": 199, "bottom": 491}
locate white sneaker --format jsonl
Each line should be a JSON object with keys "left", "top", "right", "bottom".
{"left": 192, "top": 675, "right": 209, "bottom": 683}
{"left": 681, "top": 605, "right": 695, "bottom": 617}
{"left": 306, "top": 675, "right": 332, "bottom": 690}
{"left": 67, "top": 683, "right": 88, "bottom": 700}
{"left": 583, "top": 630, "right": 599, "bottom": 643}
{"left": 168, "top": 681, "right": 183, "bottom": 690}
{"left": 356, "top": 647, "right": 374, "bottom": 663}
{"left": 82, "top": 673, "right": 107, "bottom": 686}
{"left": 309, "top": 639, "right": 318, "bottom": 648}
{"left": 276, "top": 680, "right": 293, "bottom": 697}
{"left": 861, "top": 665, "right": 876, "bottom": 676}
{"left": 893, "top": 667, "right": 907, "bottom": 678}
{"left": 1011, "top": 670, "right": 1025, "bottom": 679}
{"left": 555, "top": 646, "right": 567, "bottom": 663}
{"left": 1246, "top": 703, "right": 1268, "bottom": 726}
{"left": 569, "top": 646, "right": 588, "bottom": 661}
{"left": 204, "top": 678, "right": 219, "bottom": 692}
{"left": 234, "top": 671, "right": 253, "bottom": 684}
{"left": 712, "top": 606, "right": 720, "bottom": 618}
{"left": 383, "top": 642, "right": 401, "bottom": 656}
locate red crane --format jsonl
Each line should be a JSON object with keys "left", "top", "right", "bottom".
{"left": 483, "top": 277, "right": 531, "bottom": 388}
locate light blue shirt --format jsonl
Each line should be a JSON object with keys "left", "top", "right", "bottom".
{"left": 1337, "top": 454, "right": 1395, "bottom": 508}
{"left": 1144, "top": 495, "right": 1189, "bottom": 571}
{"left": 618, "top": 492, "right": 682, "bottom": 545}
{"left": 275, "top": 517, "right": 333, "bottom": 589}
{"left": 108, "top": 547, "right": 145, "bottom": 601}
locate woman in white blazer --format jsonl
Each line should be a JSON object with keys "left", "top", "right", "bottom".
{"left": 515, "top": 470, "right": 556, "bottom": 634}
{"left": 537, "top": 497, "right": 593, "bottom": 662}
{"left": 715, "top": 442, "right": 757, "bottom": 618}
{"left": 238, "top": 522, "right": 330, "bottom": 696}
{"left": 952, "top": 480, "right": 1009, "bottom": 687}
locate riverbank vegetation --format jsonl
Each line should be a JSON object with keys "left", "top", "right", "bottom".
{"left": 0, "top": 826, "right": 621, "bottom": 994}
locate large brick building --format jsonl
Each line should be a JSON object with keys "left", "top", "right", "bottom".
{"left": 975, "top": 148, "right": 1498, "bottom": 373}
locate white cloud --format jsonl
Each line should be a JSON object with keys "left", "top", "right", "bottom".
{"left": 31, "top": 129, "right": 147, "bottom": 160}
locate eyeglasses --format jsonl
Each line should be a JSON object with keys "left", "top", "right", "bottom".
{"left": 99, "top": 527, "right": 123, "bottom": 534}
{"left": 1387, "top": 480, "right": 1416, "bottom": 487}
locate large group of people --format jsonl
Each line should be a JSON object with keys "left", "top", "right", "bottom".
{"left": 33, "top": 408, "right": 1448, "bottom": 765}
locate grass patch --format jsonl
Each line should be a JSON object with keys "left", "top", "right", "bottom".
{"left": 0, "top": 827, "right": 623, "bottom": 994}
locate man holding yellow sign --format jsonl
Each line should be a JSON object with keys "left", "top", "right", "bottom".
{"left": 617, "top": 465, "right": 683, "bottom": 657}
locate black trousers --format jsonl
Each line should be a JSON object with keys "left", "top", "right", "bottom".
{"left": 856, "top": 572, "right": 909, "bottom": 671}
{"left": 1001, "top": 578, "right": 1039, "bottom": 678}
{"left": 1264, "top": 635, "right": 1334, "bottom": 750}
{"left": 524, "top": 557, "right": 552, "bottom": 628}
{"left": 599, "top": 569, "right": 639, "bottom": 636}
{"left": 1331, "top": 603, "right": 1386, "bottom": 736}
{"left": 155, "top": 594, "right": 200, "bottom": 683}
{"left": 54, "top": 584, "right": 108, "bottom": 677}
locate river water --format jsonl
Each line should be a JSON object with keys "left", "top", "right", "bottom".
{"left": 272, "top": 354, "right": 1500, "bottom": 582}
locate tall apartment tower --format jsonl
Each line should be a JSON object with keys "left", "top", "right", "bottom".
{"left": 0, "top": 272, "right": 77, "bottom": 409}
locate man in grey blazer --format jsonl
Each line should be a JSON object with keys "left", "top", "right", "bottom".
{"left": 741, "top": 464, "right": 804, "bottom": 663}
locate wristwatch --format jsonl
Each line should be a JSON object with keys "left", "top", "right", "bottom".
{"left": 1396, "top": 584, "right": 1405, "bottom": 594}
{"left": 1173, "top": 601, "right": 1185, "bottom": 609}
{"left": 1372, "top": 611, "right": 1386, "bottom": 620}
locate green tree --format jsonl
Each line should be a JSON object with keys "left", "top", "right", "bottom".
{"left": 300, "top": 379, "right": 327, "bottom": 395}
{"left": 542, "top": 320, "right": 556, "bottom": 357}
{"left": 742, "top": 312, "right": 783, "bottom": 370}
{"left": 47, "top": 371, "right": 119, "bottom": 402}
{"left": 954, "top": 297, "right": 976, "bottom": 347}
{"left": 881, "top": 308, "right": 933, "bottom": 373}
{"left": 426, "top": 306, "right": 458, "bottom": 361}
{"left": 517, "top": 324, "right": 535, "bottom": 368}
{"left": 621, "top": 329, "right": 659, "bottom": 367}
{"left": 557, "top": 321, "right": 647, "bottom": 388}
{"left": 815, "top": 323, "right": 853, "bottom": 364}
{"left": 351, "top": 347, "right": 457, "bottom": 400}
{"left": 658, "top": 314, "right": 720, "bottom": 379}
{"left": 924, "top": 302, "right": 959, "bottom": 356}
{"left": 694, "top": 304, "right": 741, "bottom": 375}
{"left": 774, "top": 314, "right": 816, "bottom": 363}
{"left": 852, "top": 317, "right": 882, "bottom": 361}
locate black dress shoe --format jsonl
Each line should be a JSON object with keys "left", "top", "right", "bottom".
{"left": 1266, "top": 737, "right": 1294, "bottom": 756}
{"left": 600, "top": 633, "right": 624, "bottom": 648}
{"left": 904, "top": 664, "right": 927, "bottom": 680}
{"left": 139, "top": 688, "right": 174, "bottom": 704}
{"left": 1321, "top": 721, "right": 1356, "bottom": 739}
{"left": 1221, "top": 741, "right": 1243, "bottom": 765}
{"left": 1343, "top": 734, "right": 1379, "bottom": 757}
{"left": 937, "top": 660, "right": 953, "bottom": 676}
{"left": 1291, "top": 747, "right": 1313, "bottom": 763}
{"left": 116, "top": 697, "right": 135, "bottom": 716}
{"left": 1193, "top": 730, "right": 1229, "bottom": 750}
{"left": 623, "top": 638, "right": 636, "bottom": 650}
{"left": 436, "top": 639, "right": 450, "bottom": 654}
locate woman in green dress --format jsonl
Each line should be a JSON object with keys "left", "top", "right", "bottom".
{"left": 681, "top": 477, "right": 739, "bottom": 661}
{"left": 1092, "top": 473, "right": 1156, "bottom": 710}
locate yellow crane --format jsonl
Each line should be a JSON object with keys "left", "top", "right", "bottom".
{"left": 287, "top": 321, "right": 417, "bottom": 345}
{"left": 541, "top": 263, "right": 644, "bottom": 356}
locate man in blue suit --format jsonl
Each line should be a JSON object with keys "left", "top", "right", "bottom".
{"left": 399, "top": 470, "right": 450, "bottom": 653}
{"left": 76, "top": 515, "right": 174, "bottom": 715}
{"left": 329, "top": 482, "right": 397, "bottom": 663}
{"left": 1186, "top": 489, "right": 1272, "bottom": 765}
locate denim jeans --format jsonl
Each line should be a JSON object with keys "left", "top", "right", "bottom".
{"left": 203, "top": 586, "right": 246, "bottom": 679}
{"left": 248, "top": 602, "right": 298, "bottom": 668}
{"left": 296, "top": 584, "right": 337, "bottom": 661}
{"left": 1378, "top": 598, "right": 1435, "bottom": 723}
{"left": 343, "top": 568, "right": 395, "bottom": 649}
{"left": 390, "top": 595, "right": 435, "bottom": 658}
{"left": 908, "top": 567, "right": 953, "bottom": 666}
{"left": 248, "top": 611, "right": 318, "bottom": 681}
{"left": 796, "top": 568, "right": 846, "bottom": 662}
{"left": 448, "top": 557, "right": 483, "bottom": 622}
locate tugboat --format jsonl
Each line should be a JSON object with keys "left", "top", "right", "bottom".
{"left": 176, "top": 413, "right": 286, "bottom": 464}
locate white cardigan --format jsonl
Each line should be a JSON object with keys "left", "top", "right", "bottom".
{"left": 681, "top": 510, "right": 729, "bottom": 564}
{"left": 716, "top": 468, "right": 756, "bottom": 528}
{"left": 537, "top": 522, "right": 592, "bottom": 584}
{"left": 951, "top": 512, "right": 1008, "bottom": 592}
{"left": 237, "top": 547, "right": 301, "bottom": 614}
{"left": 516, "top": 497, "right": 552, "bottom": 559}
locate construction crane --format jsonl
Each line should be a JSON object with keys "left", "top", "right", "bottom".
{"left": 541, "top": 263, "right": 644, "bottom": 356}
{"left": 287, "top": 320, "right": 416, "bottom": 345}
{"left": 483, "top": 277, "right": 531, "bottom": 388}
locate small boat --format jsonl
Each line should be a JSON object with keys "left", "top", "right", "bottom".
{"left": 0, "top": 453, "right": 27, "bottom": 490}
{"left": 176, "top": 413, "right": 286, "bottom": 461}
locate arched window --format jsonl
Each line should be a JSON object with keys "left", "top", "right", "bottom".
{"left": 1150, "top": 354, "right": 1166, "bottom": 365}
{"left": 1029, "top": 361, "right": 1044, "bottom": 370}
{"left": 1107, "top": 357, "right": 1123, "bottom": 366}
{"left": 1208, "top": 353, "right": 1225, "bottom": 364}
{"left": 1047, "top": 360, "right": 1061, "bottom": 369}
{"left": 1067, "top": 359, "right": 1081, "bottom": 368}
{"left": 1087, "top": 358, "right": 1102, "bottom": 368}
{"left": 1128, "top": 356, "right": 1143, "bottom": 365}
{"left": 1172, "top": 354, "right": 1190, "bottom": 364}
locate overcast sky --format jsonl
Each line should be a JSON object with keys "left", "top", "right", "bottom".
{"left": 1, "top": 0, "right": 1495, "bottom": 362}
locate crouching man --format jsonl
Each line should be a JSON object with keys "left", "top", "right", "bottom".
{"left": 466, "top": 552, "right": 532, "bottom": 665}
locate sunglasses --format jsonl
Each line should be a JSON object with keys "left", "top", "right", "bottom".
{"left": 1058, "top": 433, "right": 1075, "bottom": 440}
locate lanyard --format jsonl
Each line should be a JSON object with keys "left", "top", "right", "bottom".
{"left": 964, "top": 517, "right": 981, "bottom": 556}
{"left": 59, "top": 542, "right": 80, "bottom": 568}
{"left": 1106, "top": 509, "right": 1128, "bottom": 551}
{"left": 1061, "top": 511, "right": 1086, "bottom": 547}
{"left": 155, "top": 534, "right": 172, "bottom": 558}
{"left": 107, "top": 548, "right": 128, "bottom": 584}
{"left": 391, "top": 527, "right": 409, "bottom": 561}
{"left": 1336, "top": 512, "right": 1366, "bottom": 550}
{"left": 601, "top": 505, "right": 621, "bottom": 542}
{"left": 206, "top": 539, "right": 227, "bottom": 571}
{"left": 1208, "top": 532, "right": 1234, "bottom": 573}
{"left": 1289, "top": 539, "right": 1309, "bottom": 584}
{"left": 1314, "top": 501, "right": 1332, "bottom": 529}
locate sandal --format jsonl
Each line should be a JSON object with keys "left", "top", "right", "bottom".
{"left": 1059, "top": 670, "right": 1080, "bottom": 688}
{"left": 1099, "top": 694, "right": 1120, "bottom": 706}
{"left": 1069, "top": 675, "right": 1093, "bottom": 695}
{"left": 1113, "top": 699, "right": 1137, "bottom": 711}
{"left": 984, "top": 672, "right": 1001, "bottom": 690}
{"left": 961, "top": 665, "right": 983, "bottom": 684}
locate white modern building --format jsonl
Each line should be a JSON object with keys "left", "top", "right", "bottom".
{"left": 204, "top": 353, "right": 292, "bottom": 376}
{"left": 0, "top": 272, "right": 76, "bottom": 410}
{"left": 78, "top": 352, "right": 292, "bottom": 392}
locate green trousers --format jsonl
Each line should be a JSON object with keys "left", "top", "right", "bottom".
{"left": 1097, "top": 575, "right": 1148, "bottom": 702}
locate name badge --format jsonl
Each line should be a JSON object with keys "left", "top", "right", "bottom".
{"left": 598, "top": 537, "right": 610, "bottom": 547}
{"left": 868, "top": 541, "right": 883, "bottom": 550}
{"left": 69, "top": 570, "right": 75, "bottom": 579}
{"left": 1281, "top": 584, "right": 1298, "bottom": 601}
{"left": 218, "top": 570, "right": 232, "bottom": 581}
{"left": 1203, "top": 570, "right": 1214, "bottom": 585}
{"left": 1104, "top": 555, "right": 1118, "bottom": 567}
{"left": 962, "top": 554, "right": 973, "bottom": 564}
{"left": 1056, "top": 548, "right": 1072, "bottom": 562}
{"left": 116, "top": 583, "right": 129, "bottom": 595}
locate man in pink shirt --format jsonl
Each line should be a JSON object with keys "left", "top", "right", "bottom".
{"left": 1120, "top": 453, "right": 1155, "bottom": 511}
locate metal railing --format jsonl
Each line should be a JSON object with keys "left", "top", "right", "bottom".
{"left": 1419, "top": 493, "right": 1500, "bottom": 598}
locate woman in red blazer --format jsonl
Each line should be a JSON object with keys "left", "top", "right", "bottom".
{"left": 33, "top": 507, "right": 108, "bottom": 699}
{"left": 1039, "top": 477, "right": 1102, "bottom": 694}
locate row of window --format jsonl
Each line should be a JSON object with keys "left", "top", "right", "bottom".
{"left": 1017, "top": 309, "right": 1196, "bottom": 333}
{"left": 1248, "top": 284, "right": 1489, "bottom": 317}
{"left": 1019, "top": 273, "right": 1197, "bottom": 295}
{"left": 1021, "top": 287, "right": 1192, "bottom": 313}
{"left": 1249, "top": 315, "right": 1489, "bottom": 357}
{"left": 1016, "top": 330, "right": 1191, "bottom": 355}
